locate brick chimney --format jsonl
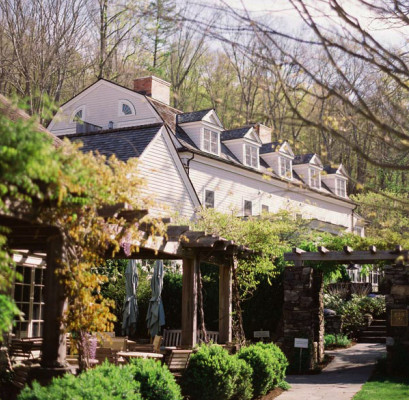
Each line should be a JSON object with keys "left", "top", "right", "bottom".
{"left": 133, "top": 76, "right": 171, "bottom": 105}
{"left": 254, "top": 123, "right": 272, "bottom": 144}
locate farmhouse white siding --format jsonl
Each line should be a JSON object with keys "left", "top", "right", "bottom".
{"left": 187, "top": 155, "right": 355, "bottom": 230}
{"left": 138, "top": 130, "right": 198, "bottom": 218}
{"left": 48, "top": 80, "right": 161, "bottom": 136}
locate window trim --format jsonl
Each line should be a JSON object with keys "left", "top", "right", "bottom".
{"left": 335, "top": 177, "right": 347, "bottom": 197}
{"left": 243, "top": 199, "right": 252, "bottom": 217}
{"left": 118, "top": 100, "right": 136, "bottom": 117}
{"left": 309, "top": 167, "right": 321, "bottom": 189}
{"left": 202, "top": 128, "right": 219, "bottom": 155}
{"left": 261, "top": 204, "right": 269, "bottom": 214}
{"left": 279, "top": 156, "right": 293, "bottom": 180}
{"left": 71, "top": 106, "right": 85, "bottom": 122}
{"left": 244, "top": 144, "right": 259, "bottom": 168}
{"left": 204, "top": 189, "right": 215, "bottom": 209}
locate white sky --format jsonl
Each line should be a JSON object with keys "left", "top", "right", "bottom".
{"left": 210, "top": 0, "right": 409, "bottom": 46}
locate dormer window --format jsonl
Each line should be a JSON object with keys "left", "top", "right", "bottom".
{"left": 203, "top": 129, "right": 218, "bottom": 154}
{"left": 279, "top": 156, "right": 292, "bottom": 179}
{"left": 310, "top": 168, "right": 321, "bottom": 189}
{"left": 335, "top": 178, "right": 347, "bottom": 197}
{"left": 119, "top": 100, "right": 135, "bottom": 116}
{"left": 245, "top": 145, "right": 258, "bottom": 168}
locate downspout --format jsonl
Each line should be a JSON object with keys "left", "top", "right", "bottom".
{"left": 185, "top": 152, "right": 195, "bottom": 175}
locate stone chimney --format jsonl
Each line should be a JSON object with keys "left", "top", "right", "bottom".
{"left": 133, "top": 76, "right": 171, "bottom": 105}
{"left": 254, "top": 123, "right": 272, "bottom": 144}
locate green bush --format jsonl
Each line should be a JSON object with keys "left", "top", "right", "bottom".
{"left": 237, "top": 343, "right": 288, "bottom": 397}
{"left": 324, "top": 334, "right": 351, "bottom": 348}
{"left": 18, "top": 362, "right": 142, "bottom": 400}
{"left": 129, "top": 358, "right": 182, "bottom": 400}
{"left": 359, "top": 296, "right": 386, "bottom": 318}
{"left": 181, "top": 344, "right": 253, "bottom": 400}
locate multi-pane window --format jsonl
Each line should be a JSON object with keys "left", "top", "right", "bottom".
{"left": 279, "top": 157, "right": 292, "bottom": 179}
{"left": 261, "top": 204, "right": 269, "bottom": 213}
{"left": 244, "top": 200, "right": 252, "bottom": 216}
{"left": 122, "top": 103, "right": 132, "bottom": 115}
{"left": 12, "top": 261, "right": 45, "bottom": 338}
{"left": 245, "top": 145, "right": 258, "bottom": 168}
{"left": 204, "top": 190, "right": 215, "bottom": 208}
{"left": 309, "top": 168, "right": 320, "bottom": 189}
{"left": 335, "top": 178, "right": 347, "bottom": 197}
{"left": 203, "top": 129, "right": 218, "bottom": 154}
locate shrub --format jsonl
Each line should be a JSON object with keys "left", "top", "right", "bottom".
{"left": 129, "top": 358, "right": 182, "bottom": 400}
{"left": 18, "top": 362, "right": 142, "bottom": 400}
{"left": 359, "top": 296, "right": 386, "bottom": 318}
{"left": 181, "top": 344, "right": 253, "bottom": 400}
{"left": 237, "top": 343, "right": 288, "bottom": 397}
{"left": 324, "top": 334, "right": 351, "bottom": 348}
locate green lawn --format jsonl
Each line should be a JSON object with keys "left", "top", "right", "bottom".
{"left": 353, "top": 376, "right": 409, "bottom": 400}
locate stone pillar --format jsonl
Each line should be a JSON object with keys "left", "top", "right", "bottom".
{"left": 282, "top": 266, "right": 324, "bottom": 372}
{"left": 181, "top": 256, "right": 198, "bottom": 347}
{"left": 384, "top": 264, "right": 409, "bottom": 373}
{"left": 41, "top": 234, "right": 67, "bottom": 369}
{"left": 219, "top": 264, "right": 232, "bottom": 344}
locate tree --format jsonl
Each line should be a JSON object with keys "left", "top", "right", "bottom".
{"left": 0, "top": 100, "right": 164, "bottom": 370}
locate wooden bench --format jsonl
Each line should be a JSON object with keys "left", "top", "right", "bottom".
{"left": 162, "top": 329, "right": 219, "bottom": 347}
{"left": 95, "top": 347, "right": 118, "bottom": 364}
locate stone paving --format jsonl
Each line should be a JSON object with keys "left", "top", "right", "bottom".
{"left": 278, "top": 343, "right": 385, "bottom": 400}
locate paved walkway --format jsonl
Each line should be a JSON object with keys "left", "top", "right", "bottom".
{"left": 278, "top": 343, "right": 385, "bottom": 400}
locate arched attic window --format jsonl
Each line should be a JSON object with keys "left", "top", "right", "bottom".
{"left": 72, "top": 106, "right": 85, "bottom": 122}
{"left": 119, "top": 100, "right": 135, "bottom": 116}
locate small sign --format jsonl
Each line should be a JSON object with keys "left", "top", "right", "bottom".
{"left": 294, "top": 338, "right": 308, "bottom": 348}
{"left": 390, "top": 309, "right": 408, "bottom": 327}
{"left": 254, "top": 330, "right": 270, "bottom": 338}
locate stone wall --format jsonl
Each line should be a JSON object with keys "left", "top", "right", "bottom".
{"left": 325, "top": 315, "right": 343, "bottom": 335}
{"left": 383, "top": 264, "right": 409, "bottom": 373}
{"left": 281, "top": 266, "right": 324, "bottom": 372}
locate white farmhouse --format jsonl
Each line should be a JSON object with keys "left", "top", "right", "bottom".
{"left": 48, "top": 76, "right": 365, "bottom": 235}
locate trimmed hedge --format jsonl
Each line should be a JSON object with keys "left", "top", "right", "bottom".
{"left": 129, "top": 358, "right": 182, "bottom": 400}
{"left": 238, "top": 343, "right": 288, "bottom": 397}
{"left": 18, "top": 362, "right": 142, "bottom": 400}
{"left": 181, "top": 344, "right": 253, "bottom": 400}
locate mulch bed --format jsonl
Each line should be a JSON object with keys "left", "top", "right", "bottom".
{"left": 260, "top": 387, "right": 285, "bottom": 399}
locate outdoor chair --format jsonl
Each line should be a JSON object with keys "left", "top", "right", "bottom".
{"left": 162, "top": 329, "right": 181, "bottom": 347}
{"left": 153, "top": 335, "right": 162, "bottom": 353}
{"left": 166, "top": 349, "right": 192, "bottom": 381}
{"left": 197, "top": 331, "right": 219, "bottom": 344}
{"left": 95, "top": 347, "right": 118, "bottom": 364}
{"left": 11, "top": 364, "right": 30, "bottom": 389}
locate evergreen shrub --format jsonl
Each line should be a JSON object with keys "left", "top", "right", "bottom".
{"left": 237, "top": 342, "right": 288, "bottom": 397}
{"left": 18, "top": 362, "right": 142, "bottom": 400}
{"left": 181, "top": 344, "right": 253, "bottom": 400}
{"left": 129, "top": 358, "right": 182, "bottom": 400}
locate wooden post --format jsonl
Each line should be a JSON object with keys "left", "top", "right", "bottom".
{"left": 181, "top": 256, "right": 198, "bottom": 347}
{"left": 41, "top": 234, "right": 67, "bottom": 368}
{"left": 219, "top": 264, "right": 232, "bottom": 343}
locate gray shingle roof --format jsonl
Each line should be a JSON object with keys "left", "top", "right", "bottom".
{"left": 293, "top": 154, "right": 315, "bottom": 165}
{"left": 324, "top": 165, "right": 338, "bottom": 174}
{"left": 260, "top": 142, "right": 281, "bottom": 154}
{"left": 67, "top": 123, "right": 162, "bottom": 161}
{"left": 177, "top": 109, "right": 212, "bottom": 124}
{"left": 220, "top": 127, "right": 251, "bottom": 141}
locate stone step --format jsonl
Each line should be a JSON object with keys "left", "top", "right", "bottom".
{"left": 365, "top": 325, "right": 387, "bottom": 332}
{"left": 360, "top": 330, "right": 387, "bottom": 337}
{"left": 371, "top": 319, "right": 386, "bottom": 326}
{"left": 358, "top": 336, "right": 386, "bottom": 344}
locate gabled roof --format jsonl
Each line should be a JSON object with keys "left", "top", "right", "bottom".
{"left": 221, "top": 127, "right": 252, "bottom": 141}
{"left": 67, "top": 123, "right": 163, "bottom": 161}
{"left": 293, "top": 153, "right": 323, "bottom": 168}
{"left": 146, "top": 97, "right": 182, "bottom": 131}
{"left": 260, "top": 141, "right": 281, "bottom": 154}
{"left": 323, "top": 163, "right": 347, "bottom": 176}
{"left": 177, "top": 109, "right": 213, "bottom": 124}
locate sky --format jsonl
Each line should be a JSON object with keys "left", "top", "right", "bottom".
{"left": 209, "top": 0, "right": 409, "bottom": 46}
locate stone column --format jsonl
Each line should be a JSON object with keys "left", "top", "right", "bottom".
{"left": 41, "top": 234, "right": 67, "bottom": 369}
{"left": 282, "top": 266, "right": 324, "bottom": 371}
{"left": 181, "top": 256, "right": 198, "bottom": 347}
{"left": 219, "top": 264, "right": 232, "bottom": 344}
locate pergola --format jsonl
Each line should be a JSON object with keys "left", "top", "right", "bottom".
{"left": 282, "top": 245, "right": 409, "bottom": 371}
{"left": 2, "top": 210, "right": 254, "bottom": 375}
